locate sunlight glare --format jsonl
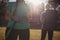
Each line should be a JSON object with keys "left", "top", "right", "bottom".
{"left": 24, "top": 0, "right": 48, "bottom": 6}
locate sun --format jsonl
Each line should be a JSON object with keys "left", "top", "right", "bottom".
{"left": 24, "top": 0, "right": 48, "bottom": 12}
{"left": 24, "top": 0, "right": 48, "bottom": 6}
{"left": 24, "top": 0, "right": 48, "bottom": 14}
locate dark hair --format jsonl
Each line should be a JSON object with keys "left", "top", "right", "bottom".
{"left": 17, "top": 0, "right": 24, "bottom": 2}
{"left": 48, "top": 1, "right": 57, "bottom": 8}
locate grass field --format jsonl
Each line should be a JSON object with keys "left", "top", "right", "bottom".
{"left": 0, "top": 27, "right": 60, "bottom": 40}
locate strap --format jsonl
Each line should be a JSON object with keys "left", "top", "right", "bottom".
{"left": 11, "top": 1, "right": 18, "bottom": 20}
{"left": 6, "top": 1, "right": 19, "bottom": 38}
{"left": 12, "top": 1, "right": 18, "bottom": 16}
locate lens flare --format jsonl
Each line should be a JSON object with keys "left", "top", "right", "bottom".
{"left": 25, "top": 0, "right": 48, "bottom": 6}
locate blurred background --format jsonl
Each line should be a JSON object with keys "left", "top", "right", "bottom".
{"left": 0, "top": 0, "right": 60, "bottom": 40}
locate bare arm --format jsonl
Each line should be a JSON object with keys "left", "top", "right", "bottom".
{"left": 40, "top": 13, "right": 46, "bottom": 24}
{"left": 26, "top": 12, "right": 32, "bottom": 23}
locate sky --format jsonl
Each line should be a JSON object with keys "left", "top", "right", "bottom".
{"left": 9, "top": 0, "right": 16, "bottom": 2}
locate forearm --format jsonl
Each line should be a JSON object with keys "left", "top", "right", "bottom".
{"left": 11, "top": 16, "right": 21, "bottom": 22}
{"left": 26, "top": 13, "right": 32, "bottom": 23}
{"left": 40, "top": 16, "right": 45, "bottom": 24}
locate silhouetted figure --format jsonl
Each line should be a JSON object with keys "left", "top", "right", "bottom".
{"left": 0, "top": 0, "right": 7, "bottom": 26}
{"left": 40, "top": 1, "right": 58, "bottom": 40}
{"left": 5, "top": 0, "right": 30, "bottom": 40}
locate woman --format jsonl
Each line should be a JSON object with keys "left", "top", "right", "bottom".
{"left": 5, "top": 0, "right": 30, "bottom": 40}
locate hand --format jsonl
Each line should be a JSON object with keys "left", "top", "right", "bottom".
{"left": 12, "top": 16, "right": 21, "bottom": 22}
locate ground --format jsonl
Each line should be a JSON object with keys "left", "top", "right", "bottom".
{"left": 0, "top": 27, "right": 60, "bottom": 40}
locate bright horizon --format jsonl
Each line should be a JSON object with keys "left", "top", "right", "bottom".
{"left": 9, "top": 0, "right": 48, "bottom": 5}
{"left": 9, "top": 0, "right": 16, "bottom": 2}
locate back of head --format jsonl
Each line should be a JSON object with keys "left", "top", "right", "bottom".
{"left": 17, "top": 0, "right": 24, "bottom": 3}
{"left": 46, "top": 1, "right": 56, "bottom": 10}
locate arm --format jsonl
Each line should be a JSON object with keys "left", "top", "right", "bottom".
{"left": 11, "top": 15, "right": 21, "bottom": 22}
{"left": 40, "top": 12, "right": 46, "bottom": 24}
{"left": 26, "top": 12, "right": 32, "bottom": 23}
{"left": 25, "top": 4, "right": 32, "bottom": 23}
{"left": 5, "top": 10, "right": 11, "bottom": 20}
